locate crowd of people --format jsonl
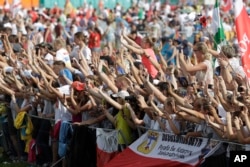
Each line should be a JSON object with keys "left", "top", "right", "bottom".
{"left": 0, "top": 0, "right": 250, "bottom": 167}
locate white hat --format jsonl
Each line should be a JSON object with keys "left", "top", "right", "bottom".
{"left": 83, "top": 30, "right": 89, "bottom": 38}
{"left": 17, "top": 11, "right": 24, "bottom": 18}
{"left": 113, "top": 90, "right": 129, "bottom": 100}
{"left": 3, "top": 23, "right": 12, "bottom": 29}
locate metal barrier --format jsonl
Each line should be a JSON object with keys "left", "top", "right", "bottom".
{"left": 28, "top": 114, "right": 129, "bottom": 166}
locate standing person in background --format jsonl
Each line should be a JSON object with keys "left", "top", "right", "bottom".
{"left": 88, "top": 26, "right": 102, "bottom": 66}
{"left": 103, "top": 19, "right": 115, "bottom": 56}
{"left": 44, "top": 21, "right": 53, "bottom": 43}
{"left": 70, "top": 31, "right": 92, "bottom": 64}
{"left": 161, "top": 38, "right": 178, "bottom": 67}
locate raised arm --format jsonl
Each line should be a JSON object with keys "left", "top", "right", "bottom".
{"left": 234, "top": 116, "right": 250, "bottom": 144}
{"left": 98, "top": 61, "right": 118, "bottom": 93}
{"left": 98, "top": 88, "right": 122, "bottom": 110}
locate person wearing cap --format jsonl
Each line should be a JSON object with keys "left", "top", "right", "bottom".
{"left": 38, "top": 43, "right": 54, "bottom": 66}
{"left": 68, "top": 81, "right": 106, "bottom": 126}
{"left": 99, "top": 88, "right": 135, "bottom": 151}
{"left": 44, "top": 66, "right": 72, "bottom": 164}
{"left": 3, "top": 24, "right": 12, "bottom": 36}
{"left": 52, "top": 60, "right": 73, "bottom": 86}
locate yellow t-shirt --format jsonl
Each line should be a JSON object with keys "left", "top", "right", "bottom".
{"left": 115, "top": 108, "right": 133, "bottom": 145}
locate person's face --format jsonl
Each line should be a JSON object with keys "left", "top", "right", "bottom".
{"left": 74, "top": 37, "right": 80, "bottom": 45}
{"left": 102, "top": 47, "right": 109, "bottom": 55}
{"left": 40, "top": 47, "right": 47, "bottom": 55}
{"left": 53, "top": 65, "right": 62, "bottom": 75}
{"left": 115, "top": 80, "right": 122, "bottom": 89}
{"left": 21, "top": 36, "right": 27, "bottom": 43}
{"left": 131, "top": 33, "right": 136, "bottom": 39}
{"left": 117, "top": 97, "right": 125, "bottom": 105}
{"left": 187, "top": 86, "right": 194, "bottom": 93}
{"left": 193, "top": 47, "right": 203, "bottom": 61}
{"left": 164, "top": 103, "right": 172, "bottom": 111}
{"left": 141, "top": 37, "right": 150, "bottom": 49}
{"left": 58, "top": 75, "right": 66, "bottom": 85}
{"left": 53, "top": 43, "right": 61, "bottom": 51}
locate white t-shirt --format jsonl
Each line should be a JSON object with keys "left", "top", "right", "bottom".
{"left": 217, "top": 104, "right": 227, "bottom": 118}
{"left": 56, "top": 48, "right": 71, "bottom": 67}
{"left": 162, "top": 114, "right": 180, "bottom": 134}
{"left": 229, "top": 57, "right": 246, "bottom": 78}
{"left": 70, "top": 45, "right": 92, "bottom": 64}
{"left": 196, "top": 59, "right": 214, "bottom": 85}
{"left": 143, "top": 114, "right": 152, "bottom": 129}
{"left": 150, "top": 120, "right": 160, "bottom": 131}
{"left": 54, "top": 85, "right": 72, "bottom": 122}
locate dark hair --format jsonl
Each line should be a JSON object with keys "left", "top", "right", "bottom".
{"left": 144, "top": 36, "right": 154, "bottom": 47}
{"left": 158, "top": 82, "right": 169, "bottom": 91}
{"left": 8, "top": 35, "right": 19, "bottom": 43}
{"left": 53, "top": 60, "right": 66, "bottom": 67}
{"left": 74, "top": 32, "right": 85, "bottom": 41}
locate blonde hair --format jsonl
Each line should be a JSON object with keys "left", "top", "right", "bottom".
{"left": 53, "top": 38, "right": 66, "bottom": 49}
{"left": 194, "top": 42, "right": 211, "bottom": 60}
{"left": 194, "top": 42, "right": 208, "bottom": 54}
{"left": 221, "top": 45, "right": 235, "bottom": 58}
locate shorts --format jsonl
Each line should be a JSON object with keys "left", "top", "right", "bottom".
{"left": 91, "top": 47, "right": 101, "bottom": 52}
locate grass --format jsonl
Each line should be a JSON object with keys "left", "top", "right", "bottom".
{"left": 0, "top": 153, "right": 33, "bottom": 167}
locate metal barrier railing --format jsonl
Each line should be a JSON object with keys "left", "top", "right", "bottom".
{"left": 28, "top": 113, "right": 129, "bottom": 166}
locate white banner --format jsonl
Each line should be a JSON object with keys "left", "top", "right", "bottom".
{"left": 129, "top": 130, "right": 209, "bottom": 166}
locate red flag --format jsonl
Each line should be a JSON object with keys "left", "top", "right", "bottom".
{"left": 221, "top": 0, "right": 232, "bottom": 12}
{"left": 105, "top": 131, "right": 212, "bottom": 167}
{"left": 234, "top": 0, "right": 250, "bottom": 78}
{"left": 96, "top": 128, "right": 119, "bottom": 167}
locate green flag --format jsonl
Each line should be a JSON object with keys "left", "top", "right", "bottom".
{"left": 211, "top": 0, "right": 226, "bottom": 49}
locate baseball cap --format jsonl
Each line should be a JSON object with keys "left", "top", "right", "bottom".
{"left": 112, "top": 90, "right": 129, "bottom": 100}
{"left": 72, "top": 81, "right": 85, "bottom": 91}
{"left": 3, "top": 23, "right": 12, "bottom": 29}
{"left": 12, "top": 43, "right": 22, "bottom": 53}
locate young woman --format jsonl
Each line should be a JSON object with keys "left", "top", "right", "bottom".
{"left": 179, "top": 42, "right": 213, "bottom": 86}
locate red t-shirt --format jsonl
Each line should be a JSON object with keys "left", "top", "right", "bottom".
{"left": 141, "top": 48, "right": 158, "bottom": 78}
{"left": 88, "top": 32, "right": 101, "bottom": 49}
{"left": 134, "top": 36, "right": 142, "bottom": 46}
